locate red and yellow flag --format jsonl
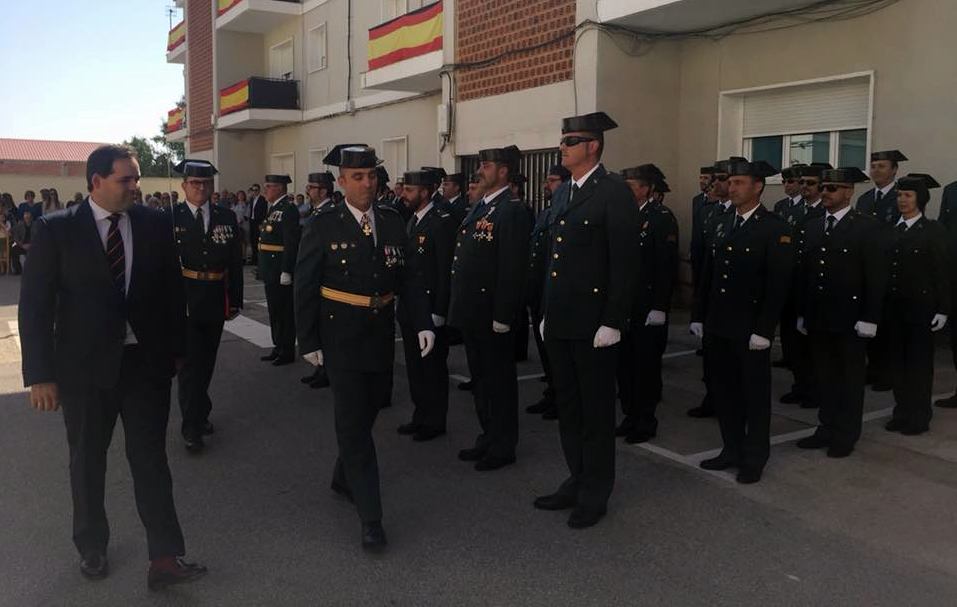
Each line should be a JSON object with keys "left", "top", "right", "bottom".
{"left": 167, "top": 21, "right": 186, "bottom": 52}
{"left": 368, "top": 1, "right": 443, "bottom": 71}
{"left": 220, "top": 80, "right": 250, "bottom": 116}
{"left": 218, "top": 0, "right": 242, "bottom": 16}
{"left": 167, "top": 107, "right": 186, "bottom": 132}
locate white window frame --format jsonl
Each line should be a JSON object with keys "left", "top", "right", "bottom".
{"left": 742, "top": 129, "right": 869, "bottom": 183}
{"left": 380, "top": 136, "right": 409, "bottom": 183}
{"left": 270, "top": 152, "right": 297, "bottom": 194}
{"left": 381, "top": 0, "right": 407, "bottom": 22}
{"left": 269, "top": 37, "right": 295, "bottom": 81}
{"left": 308, "top": 148, "right": 330, "bottom": 173}
{"left": 307, "top": 23, "right": 328, "bottom": 74}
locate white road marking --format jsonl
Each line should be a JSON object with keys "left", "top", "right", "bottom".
{"left": 224, "top": 314, "right": 274, "bottom": 348}
{"left": 7, "top": 320, "right": 20, "bottom": 352}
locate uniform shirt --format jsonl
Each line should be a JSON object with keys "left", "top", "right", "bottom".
{"left": 414, "top": 201, "right": 434, "bottom": 224}
{"left": 483, "top": 186, "right": 510, "bottom": 206}
{"left": 790, "top": 194, "right": 804, "bottom": 206}
{"left": 733, "top": 203, "right": 760, "bottom": 226}
{"left": 572, "top": 164, "right": 601, "bottom": 192}
{"left": 807, "top": 199, "right": 822, "bottom": 209}
{"left": 825, "top": 204, "right": 852, "bottom": 227}
{"left": 344, "top": 200, "right": 377, "bottom": 244}
{"left": 186, "top": 200, "right": 210, "bottom": 232}
{"left": 89, "top": 196, "right": 136, "bottom": 344}
{"left": 874, "top": 181, "right": 896, "bottom": 199}
{"left": 896, "top": 213, "right": 922, "bottom": 230}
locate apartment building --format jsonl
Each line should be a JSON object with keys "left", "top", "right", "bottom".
{"left": 166, "top": 0, "right": 957, "bottom": 273}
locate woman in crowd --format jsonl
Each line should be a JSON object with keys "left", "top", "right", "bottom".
{"left": 233, "top": 189, "right": 249, "bottom": 261}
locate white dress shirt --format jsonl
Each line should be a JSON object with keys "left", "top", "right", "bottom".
{"left": 896, "top": 213, "right": 922, "bottom": 230}
{"left": 875, "top": 181, "right": 896, "bottom": 198}
{"left": 414, "top": 201, "right": 434, "bottom": 223}
{"left": 733, "top": 203, "right": 760, "bottom": 226}
{"left": 345, "top": 201, "right": 377, "bottom": 244}
{"left": 186, "top": 200, "right": 210, "bottom": 232}
{"left": 825, "top": 204, "right": 853, "bottom": 227}
{"left": 572, "top": 163, "right": 601, "bottom": 190}
{"left": 89, "top": 197, "right": 137, "bottom": 344}
{"left": 790, "top": 194, "right": 804, "bottom": 206}
{"left": 483, "top": 186, "right": 510, "bottom": 205}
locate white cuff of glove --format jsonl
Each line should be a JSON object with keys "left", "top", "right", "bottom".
{"left": 279, "top": 272, "right": 293, "bottom": 286}
{"left": 854, "top": 321, "right": 878, "bottom": 338}
{"left": 796, "top": 316, "right": 807, "bottom": 336}
{"left": 689, "top": 322, "right": 704, "bottom": 339}
{"left": 593, "top": 325, "right": 621, "bottom": 348}
{"left": 539, "top": 318, "right": 545, "bottom": 339}
{"left": 492, "top": 321, "right": 510, "bottom": 334}
{"left": 431, "top": 314, "right": 446, "bottom": 328}
{"left": 931, "top": 313, "right": 948, "bottom": 332}
{"left": 645, "top": 310, "right": 667, "bottom": 326}
{"left": 748, "top": 334, "right": 771, "bottom": 351}
{"left": 418, "top": 330, "right": 436, "bottom": 357}
{"left": 302, "top": 350, "right": 323, "bottom": 366}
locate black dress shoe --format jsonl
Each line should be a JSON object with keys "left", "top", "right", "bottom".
{"left": 184, "top": 434, "right": 205, "bottom": 454}
{"left": 871, "top": 382, "right": 893, "bottom": 392}
{"left": 457, "top": 380, "right": 473, "bottom": 391}
{"left": 533, "top": 493, "right": 577, "bottom": 511}
{"left": 147, "top": 557, "right": 207, "bottom": 591}
{"left": 901, "top": 425, "right": 929, "bottom": 436}
{"left": 458, "top": 447, "right": 486, "bottom": 462}
{"left": 827, "top": 445, "right": 854, "bottom": 458}
{"left": 309, "top": 372, "right": 330, "bottom": 389}
{"left": 624, "top": 429, "right": 656, "bottom": 444}
{"left": 541, "top": 408, "right": 558, "bottom": 421}
{"left": 567, "top": 506, "right": 606, "bottom": 529}
{"left": 695, "top": 348, "right": 704, "bottom": 356}
{"left": 526, "top": 398, "right": 551, "bottom": 414}
{"left": 272, "top": 355, "right": 295, "bottom": 366}
{"left": 475, "top": 455, "right": 516, "bottom": 471}
{"left": 779, "top": 391, "right": 803, "bottom": 404}
{"left": 796, "top": 434, "right": 829, "bottom": 449}
{"left": 687, "top": 405, "right": 715, "bottom": 418}
{"left": 201, "top": 422, "right": 215, "bottom": 435}
{"left": 884, "top": 418, "right": 906, "bottom": 432}
{"left": 300, "top": 374, "right": 316, "bottom": 384}
{"left": 361, "top": 522, "right": 388, "bottom": 552}
{"left": 934, "top": 394, "right": 957, "bottom": 408}
{"left": 412, "top": 427, "right": 446, "bottom": 442}
{"left": 331, "top": 480, "right": 354, "bottom": 503}
{"left": 260, "top": 350, "right": 279, "bottom": 361}
{"left": 615, "top": 417, "right": 634, "bottom": 437}
{"left": 772, "top": 359, "right": 792, "bottom": 369}
{"left": 799, "top": 400, "right": 820, "bottom": 409}
{"left": 699, "top": 455, "right": 736, "bottom": 470}
{"left": 80, "top": 553, "right": 108, "bottom": 580}
{"left": 736, "top": 468, "right": 763, "bottom": 484}
{"left": 397, "top": 422, "right": 419, "bottom": 436}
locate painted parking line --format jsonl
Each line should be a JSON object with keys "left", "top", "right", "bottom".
{"left": 6, "top": 320, "right": 20, "bottom": 352}
{"left": 224, "top": 314, "right": 274, "bottom": 348}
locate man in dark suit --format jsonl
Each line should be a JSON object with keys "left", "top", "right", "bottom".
{"left": 691, "top": 159, "right": 793, "bottom": 484}
{"left": 795, "top": 167, "right": 887, "bottom": 457}
{"left": 616, "top": 164, "right": 678, "bottom": 444}
{"left": 856, "top": 150, "right": 907, "bottom": 224}
{"left": 299, "top": 171, "right": 337, "bottom": 390}
{"left": 535, "top": 112, "right": 640, "bottom": 528}
{"left": 19, "top": 145, "right": 206, "bottom": 589}
{"left": 395, "top": 170, "right": 456, "bottom": 442}
{"left": 689, "top": 166, "right": 715, "bottom": 289}
{"left": 171, "top": 160, "right": 243, "bottom": 453}
{"left": 448, "top": 145, "right": 531, "bottom": 472}
{"left": 295, "top": 145, "right": 434, "bottom": 551}
{"left": 442, "top": 172, "right": 469, "bottom": 225}
{"left": 935, "top": 179, "right": 957, "bottom": 408}
{"left": 248, "top": 183, "right": 267, "bottom": 266}
{"left": 772, "top": 165, "right": 807, "bottom": 372}
{"left": 258, "top": 174, "right": 301, "bottom": 365}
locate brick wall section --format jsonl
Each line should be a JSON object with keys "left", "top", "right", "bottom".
{"left": 455, "top": 0, "right": 576, "bottom": 102}
{"left": 187, "top": 0, "right": 214, "bottom": 152}
{"left": 0, "top": 160, "right": 85, "bottom": 177}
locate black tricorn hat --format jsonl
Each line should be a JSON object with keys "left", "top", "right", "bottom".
{"left": 728, "top": 160, "right": 779, "bottom": 179}
{"left": 308, "top": 171, "right": 335, "bottom": 188}
{"left": 700, "top": 166, "right": 716, "bottom": 175}
{"left": 468, "top": 172, "right": 482, "bottom": 184}
{"left": 870, "top": 150, "right": 908, "bottom": 163}
{"left": 509, "top": 173, "right": 528, "bottom": 185}
{"left": 781, "top": 164, "right": 807, "bottom": 180}
{"left": 821, "top": 167, "right": 870, "bottom": 184}
{"left": 621, "top": 164, "right": 664, "bottom": 184}
{"left": 323, "top": 144, "right": 382, "bottom": 168}
{"left": 174, "top": 159, "right": 218, "bottom": 178}
{"left": 443, "top": 172, "right": 464, "bottom": 183}
{"left": 264, "top": 174, "right": 292, "bottom": 184}
{"left": 421, "top": 166, "right": 447, "bottom": 181}
{"left": 548, "top": 164, "right": 571, "bottom": 180}
{"left": 376, "top": 165, "right": 390, "bottom": 183}
{"left": 658, "top": 180, "right": 671, "bottom": 193}
{"left": 714, "top": 156, "right": 748, "bottom": 174}
{"left": 478, "top": 145, "right": 521, "bottom": 167}
{"left": 403, "top": 171, "right": 434, "bottom": 187}
{"left": 798, "top": 162, "right": 833, "bottom": 179}
{"left": 561, "top": 111, "right": 618, "bottom": 134}
{"left": 897, "top": 173, "right": 940, "bottom": 191}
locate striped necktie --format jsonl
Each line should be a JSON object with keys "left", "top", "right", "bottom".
{"left": 106, "top": 213, "right": 126, "bottom": 296}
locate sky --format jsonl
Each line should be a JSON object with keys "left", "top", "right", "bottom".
{"left": 0, "top": 1, "right": 186, "bottom": 144}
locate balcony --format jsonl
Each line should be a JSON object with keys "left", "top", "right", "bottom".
{"left": 217, "top": 77, "right": 301, "bottom": 130}
{"left": 216, "top": 0, "right": 300, "bottom": 34}
{"left": 362, "top": 1, "right": 444, "bottom": 93}
{"left": 166, "top": 20, "right": 186, "bottom": 64}
{"left": 166, "top": 107, "right": 187, "bottom": 142}
{"left": 597, "top": 0, "right": 821, "bottom": 33}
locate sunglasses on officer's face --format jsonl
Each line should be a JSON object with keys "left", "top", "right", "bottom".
{"left": 823, "top": 184, "right": 851, "bottom": 193}
{"left": 713, "top": 174, "right": 730, "bottom": 182}
{"left": 784, "top": 178, "right": 799, "bottom": 184}
{"left": 799, "top": 179, "right": 819, "bottom": 186}
{"left": 560, "top": 136, "right": 597, "bottom": 147}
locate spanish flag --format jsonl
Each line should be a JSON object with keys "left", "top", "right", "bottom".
{"left": 167, "top": 21, "right": 186, "bottom": 52}
{"left": 368, "top": 1, "right": 443, "bottom": 71}
{"left": 220, "top": 80, "right": 250, "bottom": 116}
{"left": 167, "top": 107, "right": 185, "bottom": 132}
{"left": 218, "top": 0, "right": 242, "bottom": 16}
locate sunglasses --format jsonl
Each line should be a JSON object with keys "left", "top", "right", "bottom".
{"left": 713, "top": 174, "right": 729, "bottom": 182}
{"left": 823, "top": 184, "right": 851, "bottom": 193}
{"left": 799, "top": 179, "right": 819, "bottom": 186}
{"left": 784, "top": 178, "right": 799, "bottom": 184}
{"left": 560, "top": 136, "right": 596, "bottom": 147}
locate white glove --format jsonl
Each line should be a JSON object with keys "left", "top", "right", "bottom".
{"left": 302, "top": 350, "right": 323, "bottom": 366}
{"left": 748, "top": 334, "right": 771, "bottom": 351}
{"left": 280, "top": 272, "right": 293, "bottom": 286}
{"left": 645, "top": 310, "right": 667, "bottom": 326}
{"left": 854, "top": 321, "right": 878, "bottom": 338}
{"left": 418, "top": 330, "right": 436, "bottom": 357}
{"left": 431, "top": 314, "right": 446, "bottom": 327}
{"left": 796, "top": 317, "right": 807, "bottom": 336}
{"left": 931, "top": 314, "right": 948, "bottom": 332}
{"left": 593, "top": 325, "right": 621, "bottom": 348}
{"left": 539, "top": 318, "right": 545, "bottom": 338}
{"left": 492, "top": 321, "right": 510, "bottom": 334}
{"left": 689, "top": 322, "right": 704, "bottom": 339}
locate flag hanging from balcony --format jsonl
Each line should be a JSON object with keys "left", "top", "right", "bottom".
{"left": 217, "top": 0, "right": 242, "bottom": 16}
{"left": 368, "top": 1, "right": 443, "bottom": 71}
{"left": 167, "top": 21, "right": 186, "bottom": 52}
{"left": 220, "top": 80, "right": 250, "bottom": 116}
{"left": 167, "top": 107, "right": 185, "bottom": 132}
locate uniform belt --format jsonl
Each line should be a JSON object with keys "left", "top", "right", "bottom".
{"left": 320, "top": 286, "right": 394, "bottom": 309}
{"left": 258, "top": 243, "right": 284, "bottom": 252}
{"left": 182, "top": 268, "right": 225, "bottom": 281}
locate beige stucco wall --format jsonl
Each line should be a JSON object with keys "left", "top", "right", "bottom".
{"left": 0, "top": 176, "right": 184, "bottom": 201}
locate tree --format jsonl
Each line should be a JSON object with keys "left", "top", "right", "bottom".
{"left": 123, "top": 136, "right": 169, "bottom": 177}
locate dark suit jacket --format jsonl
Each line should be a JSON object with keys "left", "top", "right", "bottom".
{"left": 886, "top": 216, "right": 950, "bottom": 323}
{"left": 397, "top": 205, "right": 456, "bottom": 325}
{"left": 542, "top": 165, "right": 640, "bottom": 339}
{"left": 937, "top": 181, "right": 957, "bottom": 281}
{"left": 856, "top": 186, "right": 900, "bottom": 224}
{"left": 20, "top": 200, "right": 187, "bottom": 389}
{"left": 250, "top": 195, "right": 268, "bottom": 224}
{"left": 631, "top": 201, "right": 679, "bottom": 323}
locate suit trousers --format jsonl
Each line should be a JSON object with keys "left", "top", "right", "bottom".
{"left": 704, "top": 334, "right": 771, "bottom": 471}
{"left": 866, "top": 309, "right": 891, "bottom": 383}
{"left": 809, "top": 331, "right": 866, "bottom": 449}
{"left": 545, "top": 337, "right": 618, "bottom": 511}
{"left": 462, "top": 329, "right": 519, "bottom": 459}
{"left": 513, "top": 307, "right": 530, "bottom": 362}
{"left": 888, "top": 313, "right": 935, "bottom": 429}
{"left": 249, "top": 224, "right": 260, "bottom": 264}
{"left": 326, "top": 367, "right": 391, "bottom": 523}
{"left": 400, "top": 324, "right": 450, "bottom": 431}
{"left": 530, "top": 307, "right": 555, "bottom": 403}
{"left": 779, "top": 299, "right": 798, "bottom": 367}
{"left": 60, "top": 345, "right": 185, "bottom": 560}
{"left": 177, "top": 317, "right": 224, "bottom": 436}
{"left": 264, "top": 282, "right": 295, "bottom": 354}
{"left": 617, "top": 324, "right": 668, "bottom": 432}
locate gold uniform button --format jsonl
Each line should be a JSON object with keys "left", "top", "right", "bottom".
{"left": 560, "top": 220, "right": 565, "bottom": 226}
{"left": 593, "top": 288, "right": 599, "bottom": 293}
{"left": 557, "top": 237, "right": 563, "bottom": 242}
{"left": 553, "top": 253, "right": 559, "bottom": 259}
{"left": 551, "top": 272, "right": 558, "bottom": 277}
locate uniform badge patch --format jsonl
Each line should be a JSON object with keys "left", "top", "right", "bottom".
{"left": 780, "top": 235, "right": 792, "bottom": 244}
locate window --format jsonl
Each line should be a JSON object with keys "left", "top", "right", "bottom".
{"left": 745, "top": 129, "right": 868, "bottom": 173}
{"left": 271, "top": 153, "right": 296, "bottom": 194}
{"left": 381, "top": 0, "right": 424, "bottom": 21}
{"left": 838, "top": 129, "right": 868, "bottom": 169}
{"left": 309, "top": 148, "right": 329, "bottom": 173}
{"left": 380, "top": 137, "right": 408, "bottom": 185}
{"left": 269, "top": 39, "right": 295, "bottom": 80}
{"left": 307, "top": 24, "right": 327, "bottom": 73}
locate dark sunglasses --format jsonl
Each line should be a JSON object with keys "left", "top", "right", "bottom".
{"left": 560, "top": 135, "right": 596, "bottom": 147}
{"left": 823, "top": 184, "right": 851, "bottom": 193}
{"left": 784, "top": 178, "right": 799, "bottom": 184}
{"left": 713, "top": 174, "right": 729, "bottom": 182}
{"left": 799, "top": 179, "right": 819, "bottom": 186}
